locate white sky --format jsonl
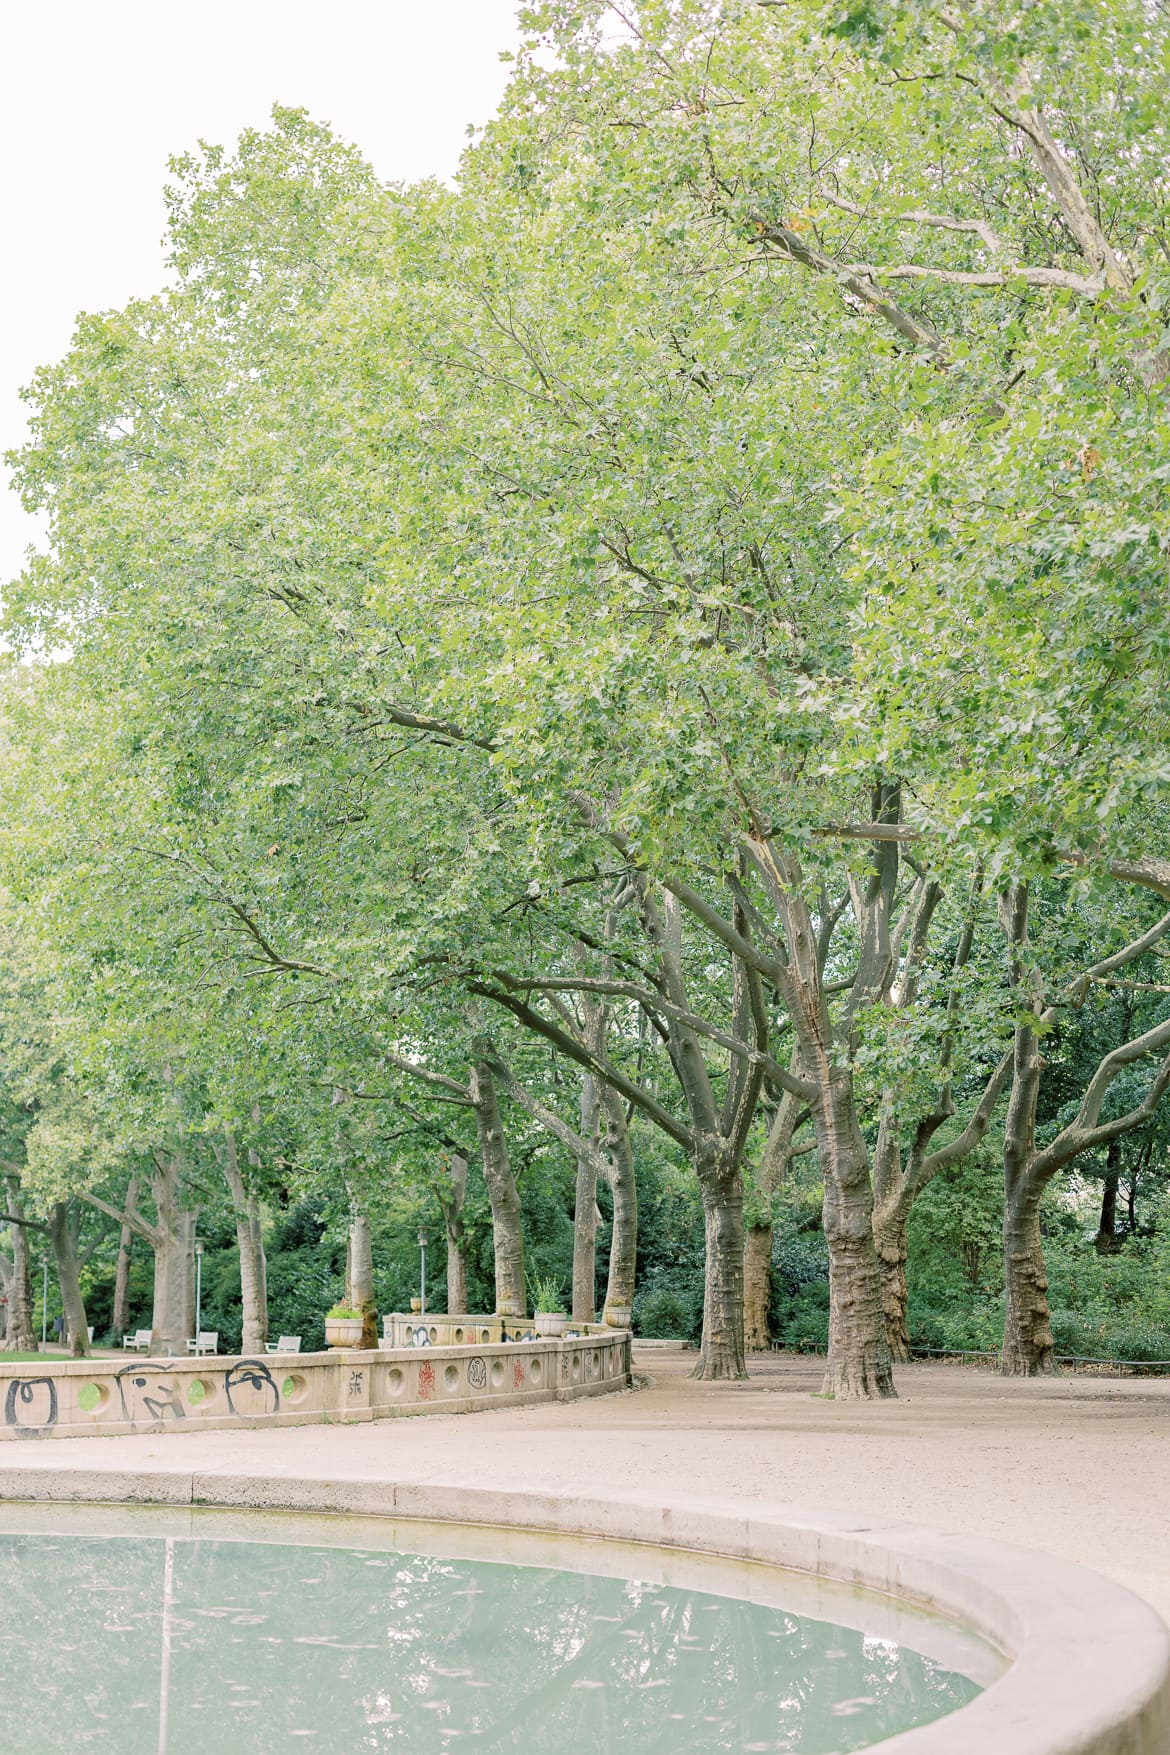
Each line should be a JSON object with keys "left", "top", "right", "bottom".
{"left": 0, "top": 0, "right": 522, "bottom": 587}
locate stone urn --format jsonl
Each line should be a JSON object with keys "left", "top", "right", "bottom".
{"left": 324, "top": 1315, "right": 364, "bottom": 1349}
{"left": 534, "top": 1311, "right": 569, "bottom": 1337}
{"left": 603, "top": 1306, "right": 632, "bottom": 1330}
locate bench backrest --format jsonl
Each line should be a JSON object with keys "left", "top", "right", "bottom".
{"left": 134, "top": 1329, "right": 151, "bottom": 1345}
{"left": 276, "top": 1335, "right": 301, "bottom": 1352}
{"left": 197, "top": 1331, "right": 218, "bottom": 1347}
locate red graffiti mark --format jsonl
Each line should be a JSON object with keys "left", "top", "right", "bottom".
{"left": 418, "top": 1361, "right": 436, "bottom": 1401}
{"left": 512, "top": 1360, "right": 525, "bottom": 1392}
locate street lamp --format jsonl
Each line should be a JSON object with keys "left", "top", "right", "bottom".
{"left": 417, "top": 1231, "right": 427, "bottom": 1319}
{"left": 41, "top": 1258, "right": 49, "bottom": 1349}
{"left": 194, "top": 1239, "right": 204, "bottom": 1341}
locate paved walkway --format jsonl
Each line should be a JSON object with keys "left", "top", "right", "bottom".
{"left": 3, "top": 1347, "right": 1169, "bottom": 1624}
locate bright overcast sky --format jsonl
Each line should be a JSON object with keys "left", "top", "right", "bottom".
{"left": 0, "top": 0, "right": 522, "bottom": 587}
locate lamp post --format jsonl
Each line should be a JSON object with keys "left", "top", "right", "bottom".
{"left": 41, "top": 1257, "right": 48, "bottom": 1349}
{"left": 417, "top": 1231, "right": 427, "bottom": 1319}
{"left": 194, "top": 1239, "right": 204, "bottom": 1343}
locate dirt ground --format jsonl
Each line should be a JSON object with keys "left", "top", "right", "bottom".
{"left": 3, "top": 1345, "right": 1169, "bottom": 1625}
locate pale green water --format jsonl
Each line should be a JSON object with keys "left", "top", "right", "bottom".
{"left": 0, "top": 1519, "right": 986, "bottom": 1753}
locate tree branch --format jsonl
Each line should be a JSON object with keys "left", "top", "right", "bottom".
{"left": 468, "top": 982, "right": 694, "bottom": 1150}
{"left": 376, "top": 1050, "right": 473, "bottom": 1104}
{"left": 0, "top": 1210, "right": 49, "bottom": 1235}
{"left": 751, "top": 213, "right": 950, "bottom": 362}
{"left": 1032, "top": 1023, "right": 1170, "bottom": 1181}
{"left": 823, "top": 192, "right": 1005, "bottom": 255}
{"left": 844, "top": 260, "right": 1104, "bottom": 295}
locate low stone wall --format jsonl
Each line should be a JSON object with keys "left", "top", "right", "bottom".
{"left": 0, "top": 1330, "right": 632, "bottom": 1442}
{"left": 380, "top": 1313, "right": 616, "bottom": 1348}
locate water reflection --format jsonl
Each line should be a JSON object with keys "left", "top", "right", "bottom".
{"left": 0, "top": 1533, "right": 979, "bottom": 1752}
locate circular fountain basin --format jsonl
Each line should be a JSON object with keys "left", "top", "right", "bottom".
{"left": 0, "top": 1504, "right": 997, "bottom": 1753}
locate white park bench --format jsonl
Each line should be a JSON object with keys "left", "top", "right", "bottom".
{"left": 122, "top": 1328, "right": 152, "bottom": 1353}
{"left": 186, "top": 1330, "right": 218, "bottom": 1356}
{"left": 265, "top": 1335, "right": 302, "bottom": 1354}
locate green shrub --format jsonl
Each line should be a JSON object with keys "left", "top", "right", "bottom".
{"left": 909, "top": 1302, "right": 1002, "bottom": 1353}
{"left": 633, "top": 1284, "right": 700, "bottom": 1340}
{"left": 1108, "top": 1323, "right": 1170, "bottom": 1363}
{"left": 777, "top": 1287, "right": 830, "bottom": 1353}
{"left": 1047, "top": 1309, "right": 1103, "bottom": 1356}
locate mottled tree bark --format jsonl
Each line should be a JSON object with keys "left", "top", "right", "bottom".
{"left": 219, "top": 1134, "right": 269, "bottom": 1352}
{"left": 743, "top": 1225, "right": 773, "bottom": 1353}
{"left": 147, "top": 1156, "right": 199, "bottom": 1355}
{"left": 814, "top": 1071, "right": 895, "bottom": 1398}
{"left": 599, "top": 1084, "right": 637, "bottom": 1326}
{"left": 470, "top": 1053, "right": 526, "bottom": 1318}
{"left": 692, "top": 1141, "right": 747, "bottom": 1379}
{"left": 178, "top": 1210, "right": 197, "bottom": 1345}
{"left": 743, "top": 831, "right": 895, "bottom": 1401}
{"left": 111, "top": 1175, "right": 137, "bottom": 1339}
{"left": 572, "top": 1070, "right": 600, "bottom": 1323}
{"left": 744, "top": 1082, "right": 809, "bottom": 1351}
{"left": 1094, "top": 1143, "right": 1122, "bottom": 1254}
{"left": 1001, "top": 1188, "right": 1055, "bottom": 1374}
{"left": 346, "top": 1202, "right": 378, "bottom": 1348}
{"left": 3, "top": 1179, "right": 36, "bottom": 1352}
{"left": 49, "top": 1202, "right": 90, "bottom": 1358}
{"left": 441, "top": 1153, "right": 469, "bottom": 1315}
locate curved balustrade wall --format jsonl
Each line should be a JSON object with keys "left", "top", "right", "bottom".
{"left": 0, "top": 1329, "right": 633, "bottom": 1442}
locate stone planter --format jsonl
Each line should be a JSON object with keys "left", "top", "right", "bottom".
{"left": 324, "top": 1316, "right": 364, "bottom": 1349}
{"left": 603, "top": 1306, "right": 632, "bottom": 1330}
{"left": 534, "top": 1312, "right": 569, "bottom": 1337}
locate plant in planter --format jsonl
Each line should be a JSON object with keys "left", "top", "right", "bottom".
{"left": 531, "top": 1276, "right": 569, "bottom": 1337}
{"left": 324, "top": 1303, "right": 365, "bottom": 1349}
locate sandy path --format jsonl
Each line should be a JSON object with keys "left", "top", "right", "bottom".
{"left": 3, "top": 1347, "right": 1169, "bottom": 1623}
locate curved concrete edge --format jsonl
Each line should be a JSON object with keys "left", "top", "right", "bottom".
{"left": 2, "top": 1469, "right": 1167, "bottom": 1754}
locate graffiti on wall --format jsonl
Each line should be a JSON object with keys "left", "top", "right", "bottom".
{"left": 115, "top": 1366, "right": 185, "bottom": 1426}
{"left": 4, "top": 1378, "right": 57, "bottom": 1433}
{"left": 224, "top": 1359, "right": 280, "bottom": 1418}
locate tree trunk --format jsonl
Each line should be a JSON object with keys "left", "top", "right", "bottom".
{"left": 149, "top": 1157, "right": 192, "bottom": 1356}
{"left": 252, "top": 1196, "right": 269, "bottom": 1343}
{"left": 816, "top": 1072, "right": 895, "bottom": 1399}
{"left": 1094, "top": 1145, "right": 1121, "bottom": 1254}
{"left": 748, "top": 847, "right": 896, "bottom": 1400}
{"left": 111, "top": 1176, "right": 137, "bottom": 1339}
{"left": 1001, "top": 1183, "right": 1055, "bottom": 1375}
{"left": 600, "top": 1086, "right": 637, "bottom": 1327}
{"left": 692, "top": 1151, "right": 747, "bottom": 1380}
{"left": 470, "top": 1054, "right": 526, "bottom": 1318}
{"left": 441, "top": 1154, "right": 469, "bottom": 1315}
{"left": 572, "top": 1071, "right": 600, "bottom": 1324}
{"left": 219, "top": 1136, "right": 268, "bottom": 1351}
{"left": 873, "top": 1203, "right": 911, "bottom": 1363}
{"left": 346, "top": 1203, "right": 378, "bottom": 1348}
{"left": 743, "top": 1224, "right": 773, "bottom": 1352}
{"left": 4, "top": 1181, "right": 36, "bottom": 1352}
{"left": 235, "top": 1201, "right": 269, "bottom": 1353}
{"left": 178, "top": 1210, "right": 197, "bottom": 1345}
{"left": 49, "top": 1203, "right": 90, "bottom": 1359}
{"left": 743, "top": 1081, "right": 807, "bottom": 1352}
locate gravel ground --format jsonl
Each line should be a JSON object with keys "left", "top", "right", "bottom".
{"left": 3, "top": 1345, "right": 1168, "bottom": 1624}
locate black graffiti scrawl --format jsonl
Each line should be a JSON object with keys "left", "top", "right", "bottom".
{"left": 224, "top": 1359, "right": 279, "bottom": 1418}
{"left": 115, "top": 1366, "right": 186, "bottom": 1426}
{"left": 4, "top": 1378, "right": 58, "bottom": 1434}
